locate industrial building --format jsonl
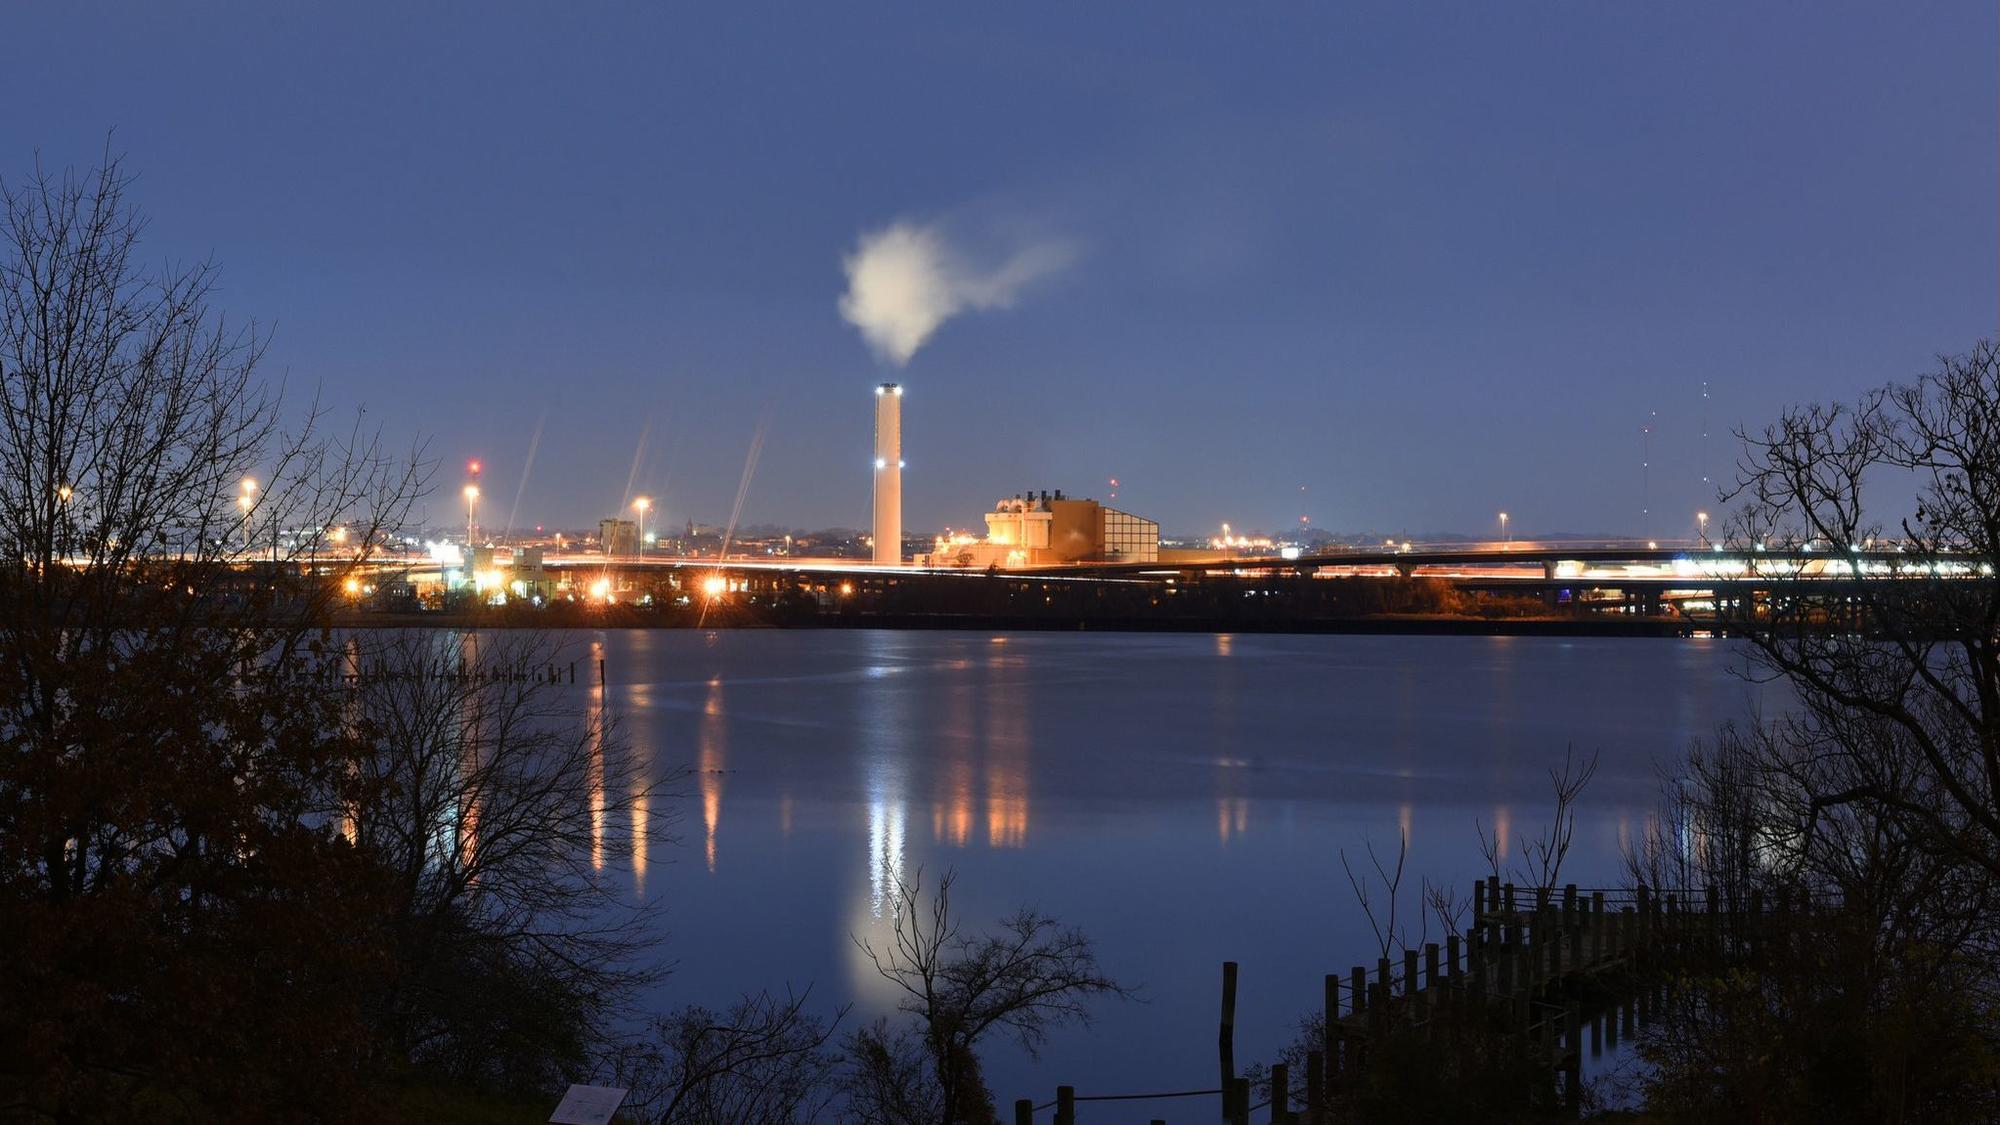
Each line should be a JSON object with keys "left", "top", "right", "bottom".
{"left": 599, "top": 518, "right": 639, "bottom": 556}
{"left": 925, "top": 489, "right": 1159, "bottom": 568}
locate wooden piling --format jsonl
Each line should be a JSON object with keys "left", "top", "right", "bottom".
{"left": 1305, "top": 1049, "right": 1324, "bottom": 1123}
{"left": 1591, "top": 892, "right": 1605, "bottom": 962}
{"left": 1323, "top": 973, "right": 1338, "bottom": 1077}
{"left": 1055, "top": 1086, "right": 1075, "bottom": 1125}
{"left": 1270, "top": 1062, "right": 1289, "bottom": 1124}
{"left": 1219, "top": 961, "right": 1238, "bottom": 1098}
{"left": 1015, "top": 1098, "right": 1034, "bottom": 1125}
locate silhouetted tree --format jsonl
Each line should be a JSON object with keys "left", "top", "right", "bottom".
{"left": 848, "top": 869, "right": 1134, "bottom": 1125}
{"left": 341, "top": 629, "right": 675, "bottom": 1097}
{"left": 0, "top": 150, "right": 668, "bottom": 1122}
{"left": 1624, "top": 341, "right": 2000, "bottom": 1120}
{"left": 0, "top": 147, "right": 424, "bottom": 1120}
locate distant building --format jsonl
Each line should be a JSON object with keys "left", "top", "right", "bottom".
{"left": 926, "top": 489, "right": 1158, "bottom": 568}
{"left": 599, "top": 518, "right": 638, "bottom": 555}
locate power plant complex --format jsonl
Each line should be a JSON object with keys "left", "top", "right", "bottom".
{"left": 869, "top": 382, "right": 1159, "bottom": 569}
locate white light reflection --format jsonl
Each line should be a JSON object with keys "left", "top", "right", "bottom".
{"left": 700, "top": 676, "right": 725, "bottom": 873}
{"left": 589, "top": 640, "right": 606, "bottom": 872}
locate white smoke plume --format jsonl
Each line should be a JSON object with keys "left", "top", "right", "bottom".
{"left": 839, "top": 220, "right": 1074, "bottom": 365}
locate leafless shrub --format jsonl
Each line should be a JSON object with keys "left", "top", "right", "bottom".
{"left": 1341, "top": 833, "right": 1426, "bottom": 959}
{"left": 617, "top": 987, "right": 846, "bottom": 1125}
{"left": 849, "top": 868, "right": 1135, "bottom": 1125}
{"left": 1477, "top": 745, "right": 1600, "bottom": 891}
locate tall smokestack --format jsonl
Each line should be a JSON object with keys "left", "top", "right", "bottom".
{"left": 873, "top": 383, "right": 903, "bottom": 565}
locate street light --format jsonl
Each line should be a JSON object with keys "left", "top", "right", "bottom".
{"left": 1697, "top": 511, "right": 1709, "bottom": 547}
{"left": 633, "top": 497, "right": 651, "bottom": 558}
{"left": 1498, "top": 511, "right": 1510, "bottom": 546}
{"left": 463, "top": 484, "right": 480, "bottom": 546}
{"left": 239, "top": 478, "right": 257, "bottom": 550}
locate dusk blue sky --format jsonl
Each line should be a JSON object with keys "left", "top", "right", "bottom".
{"left": 6, "top": 4, "right": 1994, "bottom": 538}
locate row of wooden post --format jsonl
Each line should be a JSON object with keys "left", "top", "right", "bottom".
{"left": 1028, "top": 881, "right": 1793, "bottom": 1121}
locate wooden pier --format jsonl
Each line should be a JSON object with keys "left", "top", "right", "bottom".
{"left": 1020, "top": 877, "right": 1806, "bottom": 1124}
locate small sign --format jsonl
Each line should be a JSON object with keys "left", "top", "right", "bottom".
{"left": 549, "top": 1084, "right": 629, "bottom": 1125}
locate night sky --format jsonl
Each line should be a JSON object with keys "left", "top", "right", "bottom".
{"left": 5, "top": 4, "right": 1994, "bottom": 538}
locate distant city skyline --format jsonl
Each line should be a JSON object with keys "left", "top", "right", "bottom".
{"left": 5, "top": 4, "right": 1993, "bottom": 536}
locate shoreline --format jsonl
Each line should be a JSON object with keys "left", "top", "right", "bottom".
{"left": 329, "top": 610, "right": 1717, "bottom": 638}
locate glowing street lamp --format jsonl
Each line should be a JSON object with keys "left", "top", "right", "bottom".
{"left": 1498, "top": 511, "right": 1510, "bottom": 546}
{"left": 1697, "top": 511, "right": 1709, "bottom": 547}
{"left": 463, "top": 484, "right": 480, "bottom": 546}
{"left": 633, "top": 497, "right": 651, "bottom": 558}
{"left": 238, "top": 478, "right": 258, "bottom": 550}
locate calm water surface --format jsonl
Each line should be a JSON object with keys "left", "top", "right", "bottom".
{"left": 587, "top": 630, "right": 1769, "bottom": 1116}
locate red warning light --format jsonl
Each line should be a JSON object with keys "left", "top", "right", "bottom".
{"left": 468, "top": 459, "right": 482, "bottom": 476}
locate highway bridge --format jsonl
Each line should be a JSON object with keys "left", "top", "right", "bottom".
{"left": 1022, "top": 539, "right": 1989, "bottom": 580}
{"left": 323, "top": 538, "right": 1990, "bottom": 628}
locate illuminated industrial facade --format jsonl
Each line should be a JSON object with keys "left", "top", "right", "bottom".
{"left": 872, "top": 383, "right": 902, "bottom": 565}
{"left": 927, "top": 489, "right": 1159, "bottom": 568}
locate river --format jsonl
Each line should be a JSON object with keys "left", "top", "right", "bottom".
{"left": 588, "top": 629, "right": 1771, "bottom": 1117}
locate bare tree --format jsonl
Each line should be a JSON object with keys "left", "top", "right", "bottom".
{"left": 850, "top": 868, "right": 1135, "bottom": 1125}
{"left": 0, "top": 148, "right": 432, "bottom": 1117}
{"left": 1724, "top": 340, "right": 2000, "bottom": 881}
{"left": 339, "top": 629, "right": 678, "bottom": 1094}
{"left": 1618, "top": 342, "right": 2000, "bottom": 1118}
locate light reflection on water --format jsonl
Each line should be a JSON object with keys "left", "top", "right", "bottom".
{"left": 599, "top": 630, "right": 1767, "bottom": 1107}
{"left": 699, "top": 677, "right": 725, "bottom": 873}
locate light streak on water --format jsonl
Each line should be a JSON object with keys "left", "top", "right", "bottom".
{"left": 700, "top": 676, "right": 725, "bottom": 872}
{"left": 588, "top": 639, "right": 606, "bottom": 871}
